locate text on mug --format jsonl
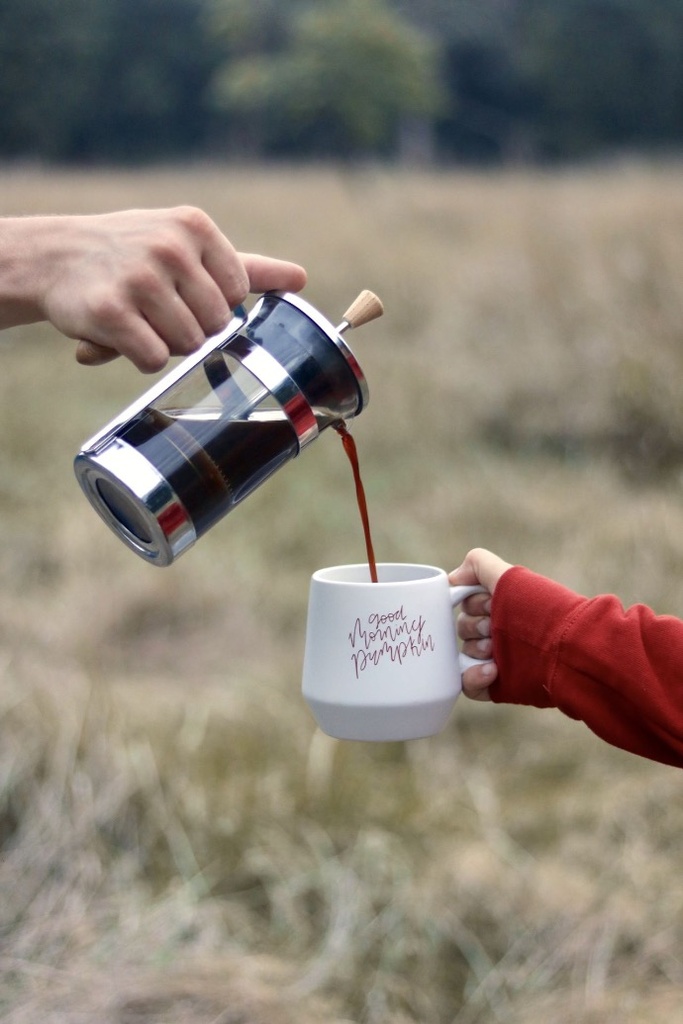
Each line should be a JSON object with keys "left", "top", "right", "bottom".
{"left": 347, "top": 604, "right": 436, "bottom": 678}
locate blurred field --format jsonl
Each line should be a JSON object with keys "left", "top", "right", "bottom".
{"left": 2, "top": 162, "right": 683, "bottom": 1023}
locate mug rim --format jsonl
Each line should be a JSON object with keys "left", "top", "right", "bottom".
{"left": 311, "top": 562, "right": 445, "bottom": 585}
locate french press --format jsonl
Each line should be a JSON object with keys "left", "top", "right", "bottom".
{"left": 74, "top": 289, "right": 383, "bottom": 566}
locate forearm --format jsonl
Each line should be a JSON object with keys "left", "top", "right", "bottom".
{"left": 491, "top": 566, "right": 683, "bottom": 766}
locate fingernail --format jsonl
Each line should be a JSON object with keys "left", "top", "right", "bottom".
{"left": 476, "top": 638, "right": 491, "bottom": 654}
{"left": 482, "top": 662, "right": 496, "bottom": 678}
{"left": 476, "top": 618, "right": 491, "bottom": 638}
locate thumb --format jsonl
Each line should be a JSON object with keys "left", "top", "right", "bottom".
{"left": 449, "top": 554, "right": 481, "bottom": 588}
{"left": 240, "top": 253, "right": 307, "bottom": 294}
{"left": 449, "top": 548, "right": 514, "bottom": 595}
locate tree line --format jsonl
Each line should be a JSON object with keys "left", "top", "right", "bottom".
{"left": 1, "top": 0, "right": 682, "bottom": 165}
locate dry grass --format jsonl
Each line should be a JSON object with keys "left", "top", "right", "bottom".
{"left": 1, "top": 161, "right": 683, "bottom": 1022}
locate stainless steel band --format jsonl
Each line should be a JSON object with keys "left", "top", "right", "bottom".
{"left": 227, "top": 334, "right": 319, "bottom": 449}
{"left": 74, "top": 440, "right": 196, "bottom": 566}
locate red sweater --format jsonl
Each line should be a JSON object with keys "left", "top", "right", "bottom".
{"left": 490, "top": 566, "right": 683, "bottom": 768}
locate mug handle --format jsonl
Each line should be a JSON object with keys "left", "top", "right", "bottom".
{"left": 449, "top": 584, "right": 495, "bottom": 675}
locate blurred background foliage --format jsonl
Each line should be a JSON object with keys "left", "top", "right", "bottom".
{"left": 1, "top": 0, "right": 682, "bottom": 165}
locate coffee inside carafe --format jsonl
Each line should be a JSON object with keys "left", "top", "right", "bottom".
{"left": 108, "top": 346, "right": 299, "bottom": 541}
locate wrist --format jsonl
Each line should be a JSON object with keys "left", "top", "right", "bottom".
{"left": 0, "top": 216, "right": 67, "bottom": 328}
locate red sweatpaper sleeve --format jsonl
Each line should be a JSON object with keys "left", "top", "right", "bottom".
{"left": 489, "top": 566, "right": 683, "bottom": 767}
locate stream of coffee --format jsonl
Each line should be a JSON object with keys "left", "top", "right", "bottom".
{"left": 335, "top": 421, "right": 378, "bottom": 582}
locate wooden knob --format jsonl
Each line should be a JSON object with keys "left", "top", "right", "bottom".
{"left": 341, "top": 290, "right": 384, "bottom": 330}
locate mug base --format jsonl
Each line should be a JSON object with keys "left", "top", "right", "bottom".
{"left": 304, "top": 696, "right": 457, "bottom": 742}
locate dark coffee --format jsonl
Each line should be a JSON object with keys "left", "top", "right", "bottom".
{"left": 118, "top": 407, "right": 297, "bottom": 539}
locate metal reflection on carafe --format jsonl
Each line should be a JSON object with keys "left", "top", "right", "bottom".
{"left": 74, "top": 290, "right": 382, "bottom": 567}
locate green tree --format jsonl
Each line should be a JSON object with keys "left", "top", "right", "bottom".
{"left": 209, "top": 0, "right": 443, "bottom": 157}
{"left": 2, "top": 0, "right": 682, "bottom": 165}
{"left": 0, "top": 0, "right": 220, "bottom": 162}
{"left": 389, "top": 0, "right": 532, "bottom": 161}
{"left": 518, "top": 0, "right": 683, "bottom": 158}
{"left": 0, "top": 0, "right": 109, "bottom": 158}
{"left": 73, "top": 0, "right": 219, "bottom": 161}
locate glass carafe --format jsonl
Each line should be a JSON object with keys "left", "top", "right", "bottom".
{"left": 74, "top": 291, "right": 375, "bottom": 566}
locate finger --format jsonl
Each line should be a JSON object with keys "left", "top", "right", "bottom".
{"left": 461, "top": 661, "right": 497, "bottom": 701}
{"left": 175, "top": 269, "right": 234, "bottom": 338}
{"left": 457, "top": 611, "right": 491, "bottom": 642}
{"left": 146, "top": 207, "right": 250, "bottom": 314}
{"left": 79, "top": 314, "right": 172, "bottom": 374}
{"left": 461, "top": 592, "right": 491, "bottom": 617}
{"left": 448, "top": 563, "right": 480, "bottom": 588}
{"left": 200, "top": 234, "right": 250, "bottom": 310}
{"left": 461, "top": 637, "right": 493, "bottom": 661}
{"left": 113, "top": 323, "right": 173, "bottom": 373}
{"left": 240, "top": 253, "right": 308, "bottom": 295}
{"left": 175, "top": 251, "right": 306, "bottom": 338}
{"left": 76, "top": 339, "right": 121, "bottom": 366}
{"left": 449, "top": 548, "right": 513, "bottom": 595}
{"left": 123, "top": 261, "right": 206, "bottom": 357}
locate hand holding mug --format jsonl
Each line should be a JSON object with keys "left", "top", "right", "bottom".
{"left": 450, "top": 547, "right": 513, "bottom": 701}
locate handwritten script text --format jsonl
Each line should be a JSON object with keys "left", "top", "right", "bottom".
{"left": 348, "top": 604, "right": 435, "bottom": 678}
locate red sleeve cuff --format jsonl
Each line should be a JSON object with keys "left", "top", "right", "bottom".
{"left": 488, "top": 566, "right": 587, "bottom": 709}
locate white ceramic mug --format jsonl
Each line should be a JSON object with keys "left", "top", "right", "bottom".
{"left": 301, "top": 562, "right": 491, "bottom": 741}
